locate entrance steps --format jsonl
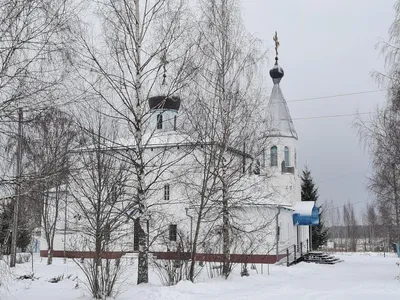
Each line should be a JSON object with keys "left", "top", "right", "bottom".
{"left": 303, "top": 252, "right": 344, "bottom": 265}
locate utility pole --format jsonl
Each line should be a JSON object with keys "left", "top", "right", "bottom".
{"left": 64, "top": 184, "right": 68, "bottom": 263}
{"left": 10, "top": 108, "right": 23, "bottom": 267}
{"left": 393, "top": 163, "right": 400, "bottom": 243}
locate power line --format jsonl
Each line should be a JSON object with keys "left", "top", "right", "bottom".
{"left": 274, "top": 88, "right": 387, "bottom": 121}
{"left": 323, "top": 199, "right": 371, "bottom": 213}
{"left": 292, "top": 112, "right": 371, "bottom": 121}
{"left": 0, "top": 88, "right": 387, "bottom": 123}
{"left": 287, "top": 89, "right": 388, "bottom": 103}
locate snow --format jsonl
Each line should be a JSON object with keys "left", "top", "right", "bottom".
{"left": 3, "top": 253, "right": 400, "bottom": 300}
{"left": 293, "top": 201, "right": 315, "bottom": 215}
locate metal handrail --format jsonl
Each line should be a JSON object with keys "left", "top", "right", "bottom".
{"left": 286, "top": 239, "right": 309, "bottom": 266}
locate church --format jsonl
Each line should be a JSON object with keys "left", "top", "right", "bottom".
{"left": 39, "top": 48, "right": 318, "bottom": 265}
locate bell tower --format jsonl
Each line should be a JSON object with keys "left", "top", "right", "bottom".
{"left": 267, "top": 32, "right": 298, "bottom": 173}
{"left": 265, "top": 32, "right": 300, "bottom": 205}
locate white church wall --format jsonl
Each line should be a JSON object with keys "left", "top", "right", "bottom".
{"left": 39, "top": 128, "right": 308, "bottom": 259}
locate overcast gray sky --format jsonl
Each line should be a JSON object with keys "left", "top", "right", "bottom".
{"left": 241, "top": 0, "right": 397, "bottom": 219}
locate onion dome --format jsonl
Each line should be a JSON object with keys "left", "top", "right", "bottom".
{"left": 266, "top": 57, "right": 298, "bottom": 140}
{"left": 269, "top": 58, "right": 284, "bottom": 84}
{"left": 148, "top": 95, "right": 181, "bottom": 111}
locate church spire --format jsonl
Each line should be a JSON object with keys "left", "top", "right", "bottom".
{"left": 267, "top": 32, "right": 298, "bottom": 140}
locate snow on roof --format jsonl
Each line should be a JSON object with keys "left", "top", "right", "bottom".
{"left": 118, "top": 131, "right": 195, "bottom": 148}
{"left": 73, "top": 130, "right": 254, "bottom": 160}
{"left": 293, "top": 201, "right": 316, "bottom": 215}
{"left": 71, "top": 131, "right": 197, "bottom": 153}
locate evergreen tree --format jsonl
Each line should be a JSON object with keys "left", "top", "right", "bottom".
{"left": 301, "top": 166, "right": 328, "bottom": 250}
{"left": 0, "top": 202, "right": 31, "bottom": 253}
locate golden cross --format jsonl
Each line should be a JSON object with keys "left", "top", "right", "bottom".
{"left": 273, "top": 31, "right": 280, "bottom": 57}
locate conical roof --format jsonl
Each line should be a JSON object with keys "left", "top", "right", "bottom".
{"left": 267, "top": 60, "right": 298, "bottom": 140}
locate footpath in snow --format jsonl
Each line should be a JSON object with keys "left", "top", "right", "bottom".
{"left": 2, "top": 252, "right": 400, "bottom": 300}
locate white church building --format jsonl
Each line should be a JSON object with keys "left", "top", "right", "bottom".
{"left": 40, "top": 55, "right": 318, "bottom": 265}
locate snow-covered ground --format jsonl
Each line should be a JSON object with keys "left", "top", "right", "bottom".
{"left": 2, "top": 253, "right": 400, "bottom": 300}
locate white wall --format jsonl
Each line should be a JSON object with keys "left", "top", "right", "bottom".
{"left": 40, "top": 125, "right": 309, "bottom": 257}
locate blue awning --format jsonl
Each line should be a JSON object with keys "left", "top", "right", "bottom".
{"left": 292, "top": 202, "right": 319, "bottom": 226}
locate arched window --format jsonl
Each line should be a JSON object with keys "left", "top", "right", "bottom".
{"left": 157, "top": 113, "right": 163, "bottom": 129}
{"left": 164, "top": 184, "right": 170, "bottom": 201}
{"left": 271, "top": 146, "right": 277, "bottom": 167}
{"left": 173, "top": 115, "right": 177, "bottom": 131}
{"left": 262, "top": 148, "right": 266, "bottom": 167}
{"left": 254, "top": 159, "right": 260, "bottom": 175}
{"left": 284, "top": 146, "right": 290, "bottom": 167}
{"left": 169, "top": 224, "right": 177, "bottom": 241}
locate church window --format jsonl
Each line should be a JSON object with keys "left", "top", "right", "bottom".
{"left": 284, "top": 146, "right": 290, "bottom": 167}
{"left": 174, "top": 115, "right": 177, "bottom": 131}
{"left": 254, "top": 159, "right": 260, "bottom": 175}
{"left": 164, "top": 184, "right": 170, "bottom": 201}
{"left": 157, "top": 113, "right": 163, "bottom": 129}
{"left": 271, "top": 146, "right": 277, "bottom": 166}
{"left": 169, "top": 224, "right": 177, "bottom": 241}
{"left": 262, "top": 148, "right": 266, "bottom": 167}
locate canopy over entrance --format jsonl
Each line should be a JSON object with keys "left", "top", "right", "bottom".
{"left": 293, "top": 201, "right": 319, "bottom": 226}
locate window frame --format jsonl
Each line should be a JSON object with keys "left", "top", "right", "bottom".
{"left": 169, "top": 224, "right": 177, "bottom": 241}
{"left": 262, "top": 148, "right": 266, "bottom": 167}
{"left": 254, "top": 159, "right": 261, "bottom": 175}
{"left": 156, "top": 113, "right": 163, "bottom": 129}
{"left": 284, "top": 146, "right": 290, "bottom": 167}
{"left": 164, "top": 183, "right": 170, "bottom": 201}
{"left": 270, "top": 146, "right": 278, "bottom": 167}
{"left": 173, "top": 115, "right": 177, "bottom": 131}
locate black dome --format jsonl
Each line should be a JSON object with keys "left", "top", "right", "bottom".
{"left": 148, "top": 95, "right": 181, "bottom": 111}
{"left": 269, "top": 56, "right": 284, "bottom": 80}
{"left": 269, "top": 62, "right": 284, "bottom": 80}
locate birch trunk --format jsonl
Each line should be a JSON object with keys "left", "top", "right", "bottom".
{"left": 221, "top": 167, "right": 230, "bottom": 278}
{"left": 189, "top": 194, "right": 205, "bottom": 282}
{"left": 134, "top": 0, "right": 149, "bottom": 285}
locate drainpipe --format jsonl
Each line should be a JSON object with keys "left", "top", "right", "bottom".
{"left": 185, "top": 208, "right": 193, "bottom": 254}
{"left": 276, "top": 206, "right": 281, "bottom": 261}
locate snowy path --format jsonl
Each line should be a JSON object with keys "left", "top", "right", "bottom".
{"left": 3, "top": 253, "right": 400, "bottom": 300}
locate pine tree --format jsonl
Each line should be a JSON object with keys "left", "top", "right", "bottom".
{"left": 301, "top": 166, "right": 328, "bottom": 250}
{"left": 0, "top": 202, "right": 31, "bottom": 253}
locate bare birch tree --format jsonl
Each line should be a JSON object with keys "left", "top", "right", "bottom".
{"left": 179, "top": 0, "right": 269, "bottom": 280}
{"left": 21, "top": 108, "right": 78, "bottom": 264}
{"left": 71, "top": 0, "right": 196, "bottom": 284}
{"left": 0, "top": 0, "right": 80, "bottom": 115}
{"left": 355, "top": 0, "right": 400, "bottom": 245}
{"left": 69, "top": 112, "right": 130, "bottom": 299}
{"left": 362, "top": 203, "right": 378, "bottom": 250}
{"left": 342, "top": 202, "right": 358, "bottom": 251}
{"left": 0, "top": 0, "right": 82, "bottom": 268}
{"left": 356, "top": 106, "right": 400, "bottom": 244}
